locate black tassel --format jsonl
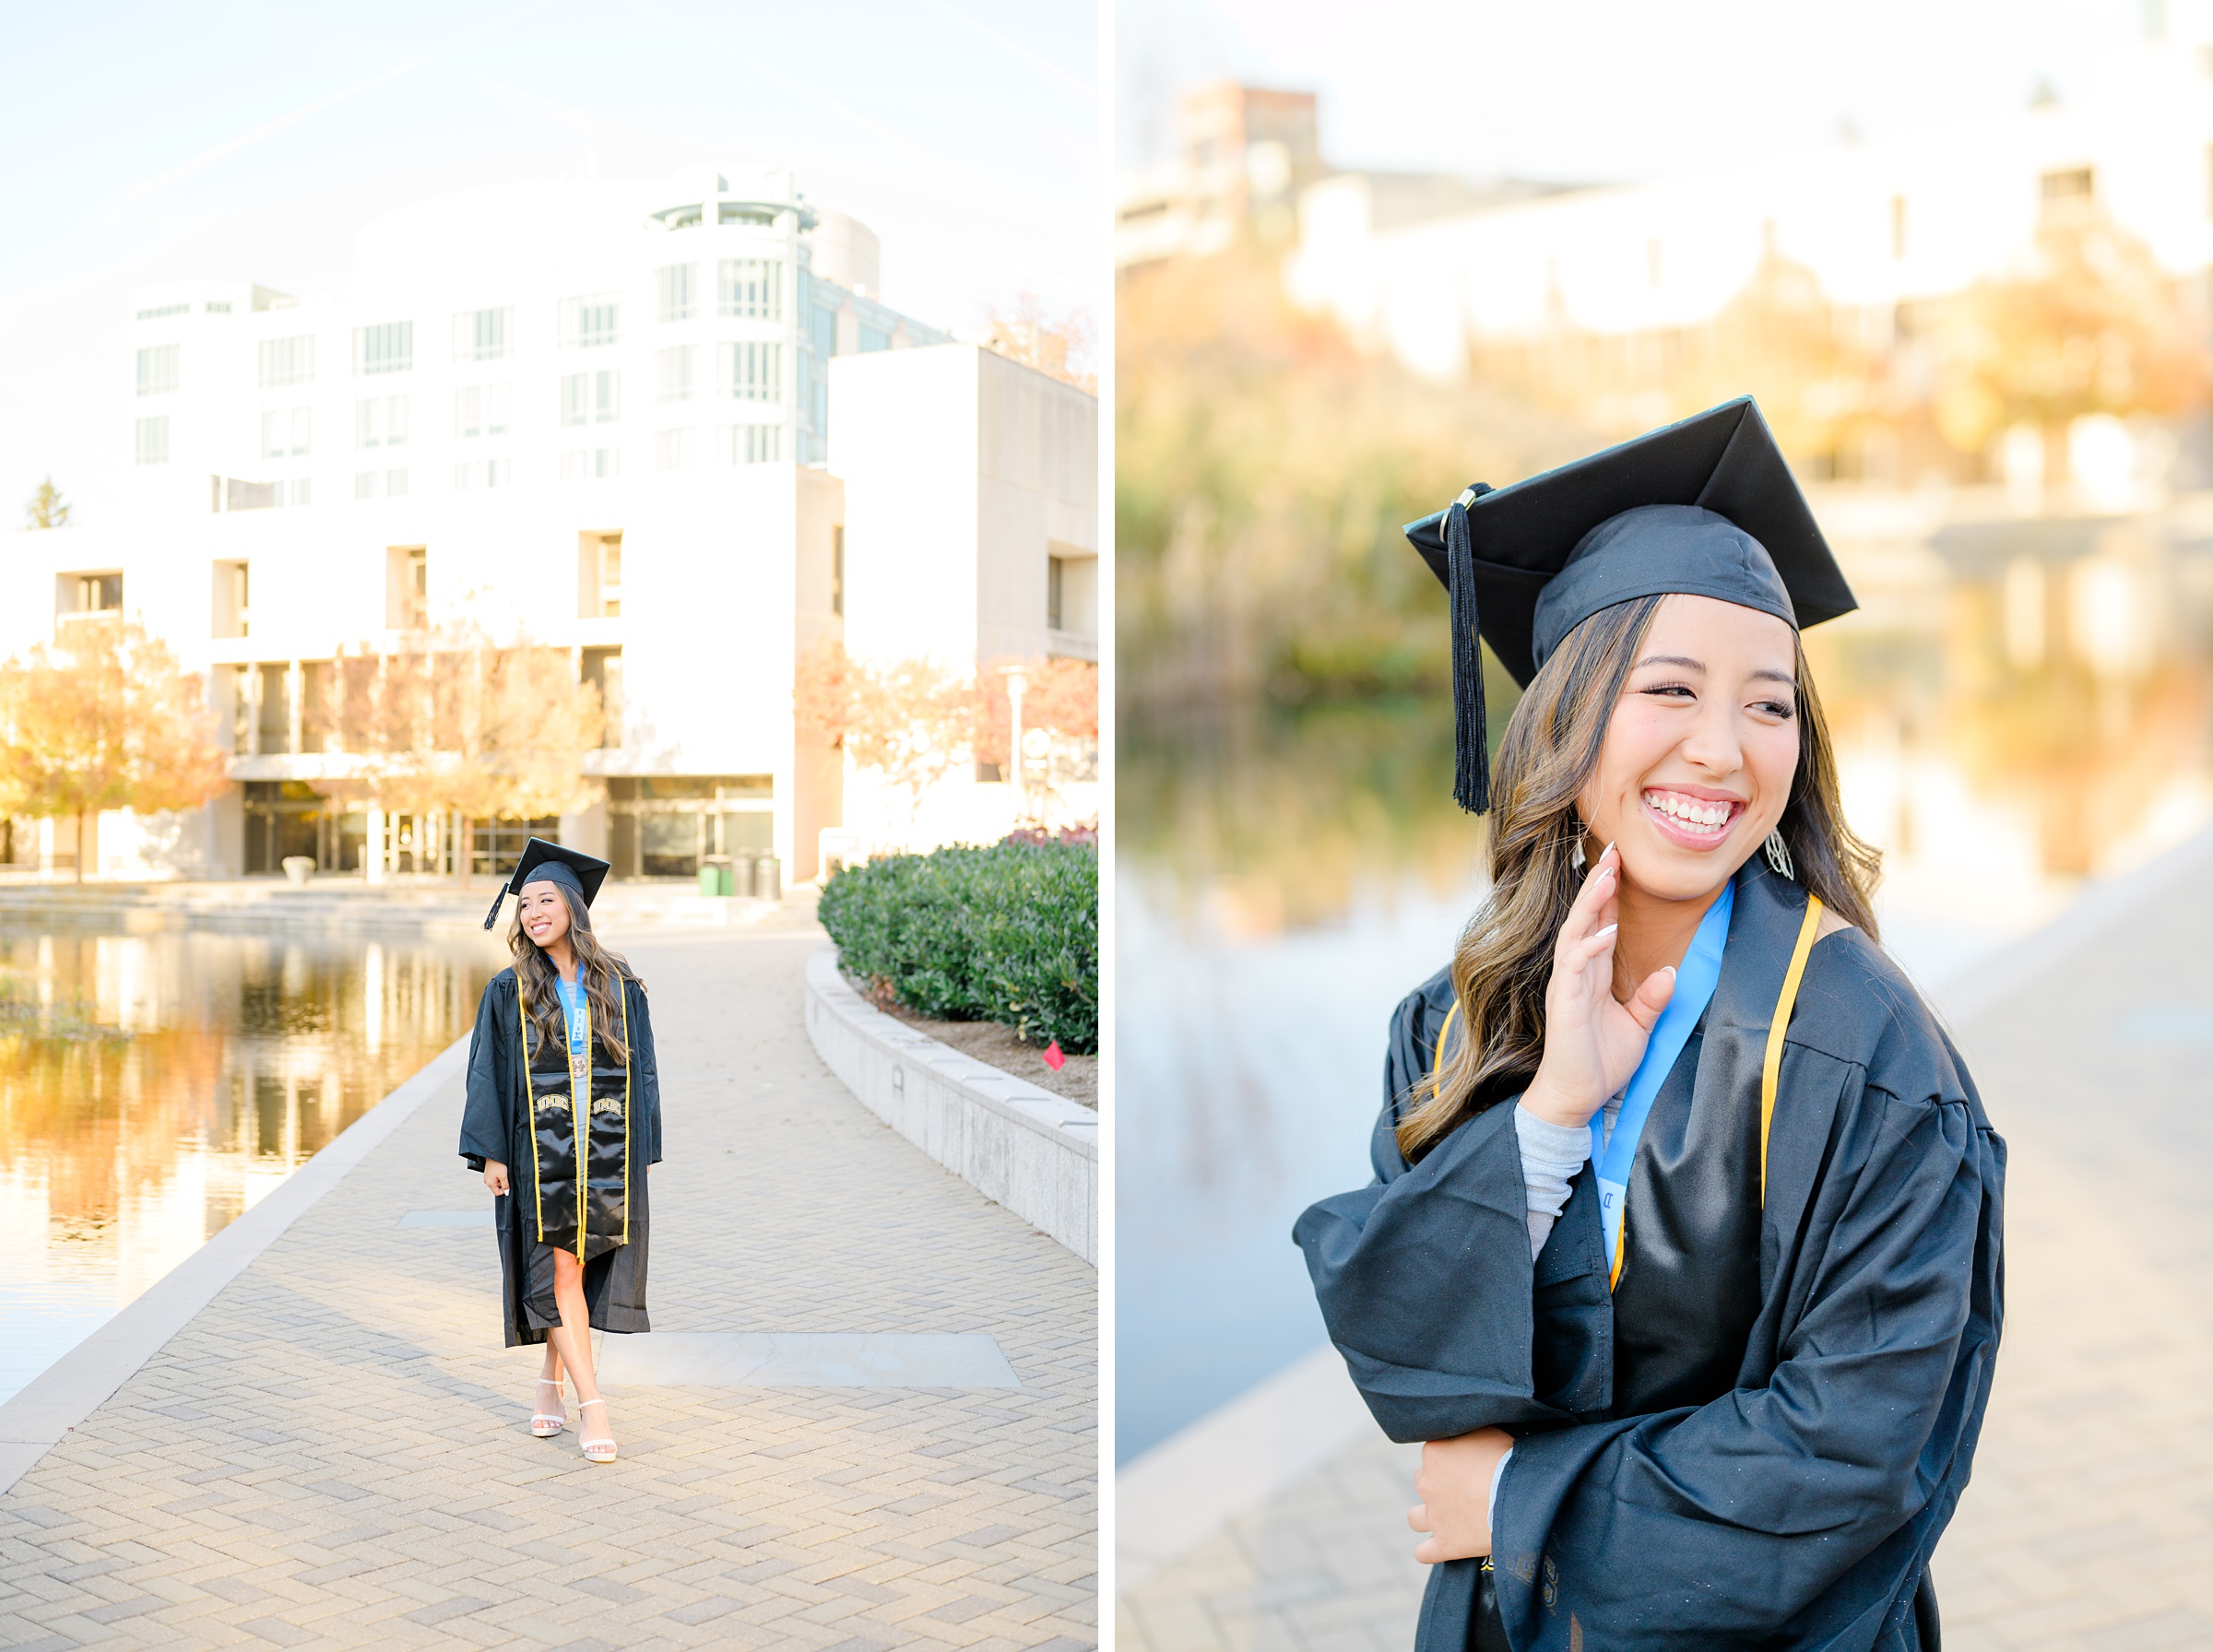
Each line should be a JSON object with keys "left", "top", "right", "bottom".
{"left": 482, "top": 889, "right": 507, "bottom": 931}
{"left": 1444, "top": 486, "right": 1493, "bottom": 813}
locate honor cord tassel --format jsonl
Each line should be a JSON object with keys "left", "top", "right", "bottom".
{"left": 1446, "top": 485, "right": 1493, "bottom": 813}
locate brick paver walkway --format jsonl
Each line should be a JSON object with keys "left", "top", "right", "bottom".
{"left": 1119, "top": 886, "right": 2213, "bottom": 1652}
{"left": 0, "top": 924, "right": 1096, "bottom": 1650}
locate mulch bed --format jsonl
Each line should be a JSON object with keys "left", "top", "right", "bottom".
{"left": 871, "top": 999, "right": 1097, "bottom": 1110}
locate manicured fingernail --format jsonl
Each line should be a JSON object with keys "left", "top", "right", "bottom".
{"left": 1595, "top": 924, "right": 1617, "bottom": 939}
{"left": 1661, "top": 965, "right": 1676, "bottom": 976}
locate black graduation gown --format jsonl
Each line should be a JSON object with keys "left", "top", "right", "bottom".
{"left": 458, "top": 967, "right": 663, "bottom": 1348}
{"left": 1294, "top": 862, "right": 2005, "bottom": 1652}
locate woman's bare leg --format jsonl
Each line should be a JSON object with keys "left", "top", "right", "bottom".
{"left": 546, "top": 1249, "right": 612, "bottom": 1447}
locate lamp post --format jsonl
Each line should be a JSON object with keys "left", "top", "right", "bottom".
{"left": 999, "top": 664, "right": 1030, "bottom": 826}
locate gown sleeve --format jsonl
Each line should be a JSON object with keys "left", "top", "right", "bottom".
{"left": 630, "top": 978, "right": 663, "bottom": 1165}
{"left": 1296, "top": 973, "right": 1614, "bottom": 1444}
{"left": 457, "top": 974, "right": 512, "bottom": 1173}
{"left": 1488, "top": 1044, "right": 2004, "bottom": 1649}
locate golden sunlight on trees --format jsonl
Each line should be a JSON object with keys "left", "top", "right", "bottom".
{"left": 1930, "top": 213, "right": 2207, "bottom": 476}
{"left": 323, "top": 620, "right": 604, "bottom": 882}
{"left": 1118, "top": 241, "right": 1589, "bottom": 709}
{"left": 0, "top": 620, "right": 230, "bottom": 882}
{"left": 795, "top": 643, "right": 1099, "bottom": 834}
{"left": 982, "top": 293, "right": 1097, "bottom": 394}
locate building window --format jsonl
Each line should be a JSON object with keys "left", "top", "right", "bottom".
{"left": 1047, "top": 555, "right": 1064, "bottom": 630}
{"left": 581, "top": 647, "right": 621, "bottom": 746}
{"left": 811, "top": 305, "right": 835, "bottom": 357}
{"left": 135, "top": 416, "right": 170, "bottom": 466}
{"left": 136, "top": 302, "right": 188, "bottom": 321}
{"left": 258, "top": 336, "right": 314, "bottom": 387}
{"left": 357, "top": 395, "right": 408, "bottom": 448}
{"left": 657, "top": 264, "right": 696, "bottom": 323}
{"left": 136, "top": 344, "right": 180, "bottom": 396}
{"left": 278, "top": 478, "right": 312, "bottom": 508}
{"left": 721, "top": 342, "right": 780, "bottom": 402}
{"left": 561, "top": 450, "right": 586, "bottom": 481}
{"left": 722, "top": 423, "right": 781, "bottom": 465}
{"left": 262, "top": 407, "right": 311, "bottom": 459}
{"left": 656, "top": 346, "right": 695, "bottom": 403}
{"left": 832, "top": 525, "right": 843, "bottom": 617}
{"left": 597, "top": 447, "right": 620, "bottom": 478}
{"left": 580, "top": 533, "right": 622, "bottom": 618}
{"left": 560, "top": 293, "right": 621, "bottom": 348}
{"left": 455, "top": 384, "right": 511, "bottom": 437}
{"left": 718, "top": 258, "right": 781, "bottom": 320}
{"left": 387, "top": 546, "right": 428, "bottom": 629}
{"left": 216, "top": 560, "right": 250, "bottom": 638}
{"left": 356, "top": 471, "right": 381, "bottom": 501}
{"left": 353, "top": 321, "right": 413, "bottom": 375}
{"left": 205, "top": 301, "right": 231, "bottom": 313}
{"left": 452, "top": 306, "right": 512, "bottom": 361}
{"left": 563, "top": 371, "right": 619, "bottom": 424}
{"left": 2041, "top": 166, "right": 2093, "bottom": 203}
{"left": 562, "top": 448, "right": 621, "bottom": 480}
{"left": 76, "top": 573, "right": 124, "bottom": 613}
{"left": 858, "top": 324, "right": 890, "bottom": 353}
{"left": 452, "top": 458, "right": 513, "bottom": 491}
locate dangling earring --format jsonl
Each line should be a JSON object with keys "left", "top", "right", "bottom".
{"left": 1763, "top": 828, "right": 1794, "bottom": 880}
{"left": 1568, "top": 829, "right": 1587, "bottom": 872}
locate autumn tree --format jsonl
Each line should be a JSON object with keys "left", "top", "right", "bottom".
{"left": 982, "top": 294, "right": 1097, "bottom": 394}
{"left": 1931, "top": 208, "right": 2207, "bottom": 483}
{"left": 324, "top": 619, "right": 604, "bottom": 882}
{"left": 796, "top": 643, "right": 983, "bottom": 843}
{"left": 0, "top": 619, "right": 230, "bottom": 882}
{"left": 20, "top": 477, "right": 70, "bottom": 531}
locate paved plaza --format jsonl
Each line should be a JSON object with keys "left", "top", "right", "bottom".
{"left": 1119, "top": 870, "right": 2213, "bottom": 1652}
{"left": 0, "top": 921, "right": 1097, "bottom": 1650}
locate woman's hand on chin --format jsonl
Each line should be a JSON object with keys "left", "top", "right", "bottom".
{"left": 1521, "top": 841, "right": 1677, "bottom": 1130}
{"left": 1408, "top": 1426, "right": 1514, "bottom": 1564}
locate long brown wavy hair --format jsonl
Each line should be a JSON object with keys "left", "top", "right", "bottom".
{"left": 1395, "top": 594, "right": 1883, "bottom": 1164}
{"left": 509, "top": 883, "right": 639, "bottom": 1065}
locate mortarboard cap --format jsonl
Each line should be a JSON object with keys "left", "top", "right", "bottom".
{"left": 481, "top": 837, "right": 613, "bottom": 930}
{"left": 1402, "top": 396, "right": 1856, "bottom": 814}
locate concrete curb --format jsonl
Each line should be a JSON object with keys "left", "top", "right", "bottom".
{"left": 801, "top": 946, "right": 1097, "bottom": 1266}
{"left": 0, "top": 1034, "right": 472, "bottom": 1496}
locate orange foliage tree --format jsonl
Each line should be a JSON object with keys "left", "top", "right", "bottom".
{"left": 0, "top": 619, "right": 231, "bottom": 881}
{"left": 796, "top": 644, "right": 1099, "bottom": 836}
{"left": 1931, "top": 211, "right": 2207, "bottom": 477}
{"left": 323, "top": 619, "right": 604, "bottom": 882}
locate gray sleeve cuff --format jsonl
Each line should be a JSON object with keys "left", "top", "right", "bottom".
{"left": 1512, "top": 1103, "right": 1591, "bottom": 1259}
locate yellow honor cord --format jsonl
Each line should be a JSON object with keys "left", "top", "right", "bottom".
{"left": 1758, "top": 895, "right": 1825, "bottom": 1206}
{"left": 1429, "top": 1000, "right": 1461, "bottom": 1090}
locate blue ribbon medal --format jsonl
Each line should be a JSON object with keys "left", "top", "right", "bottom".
{"left": 1590, "top": 880, "right": 1734, "bottom": 1289}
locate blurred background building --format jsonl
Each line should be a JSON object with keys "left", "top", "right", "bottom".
{"left": 1, "top": 166, "right": 1098, "bottom": 886}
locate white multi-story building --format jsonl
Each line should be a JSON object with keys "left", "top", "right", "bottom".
{"left": 0, "top": 167, "right": 1099, "bottom": 884}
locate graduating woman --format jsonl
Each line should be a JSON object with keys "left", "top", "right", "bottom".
{"left": 459, "top": 839, "right": 662, "bottom": 1465}
{"left": 1296, "top": 400, "right": 2004, "bottom": 1651}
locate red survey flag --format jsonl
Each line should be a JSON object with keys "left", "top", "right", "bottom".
{"left": 1043, "top": 1041, "right": 1066, "bottom": 1071}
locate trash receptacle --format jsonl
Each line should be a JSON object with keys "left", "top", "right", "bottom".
{"left": 699, "top": 856, "right": 734, "bottom": 897}
{"left": 755, "top": 856, "right": 781, "bottom": 903}
{"left": 730, "top": 852, "right": 756, "bottom": 900}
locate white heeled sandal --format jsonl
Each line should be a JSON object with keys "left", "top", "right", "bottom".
{"left": 531, "top": 1377, "right": 567, "bottom": 1438}
{"left": 577, "top": 1397, "right": 617, "bottom": 1463}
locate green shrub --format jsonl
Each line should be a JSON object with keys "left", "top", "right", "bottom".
{"left": 818, "top": 843, "right": 1098, "bottom": 1054}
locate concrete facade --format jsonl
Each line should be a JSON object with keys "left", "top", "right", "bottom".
{"left": 0, "top": 168, "right": 1110, "bottom": 889}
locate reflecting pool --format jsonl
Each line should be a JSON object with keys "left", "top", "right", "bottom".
{"left": 1118, "top": 496, "right": 2213, "bottom": 1463}
{"left": 0, "top": 923, "right": 500, "bottom": 1404}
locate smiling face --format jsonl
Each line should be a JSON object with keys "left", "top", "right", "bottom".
{"left": 517, "top": 881, "right": 573, "bottom": 951}
{"left": 1575, "top": 593, "right": 1802, "bottom": 904}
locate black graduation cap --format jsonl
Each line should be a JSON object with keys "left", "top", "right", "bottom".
{"left": 1403, "top": 396, "right": 1856, "bottom": 813}
{"left": 481, "top": 837, "right": 613, "bottom": 930}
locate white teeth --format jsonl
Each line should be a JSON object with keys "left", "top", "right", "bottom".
{"left": 1646, "top": 791, "right": 1733, "bottom": 832}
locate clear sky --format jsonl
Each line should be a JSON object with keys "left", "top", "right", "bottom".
{"left": 1, "top": 0, "right": 1098, "bottom": 525}
{"left": 1118, "top": 0, "right": 2156, "bottom": 177}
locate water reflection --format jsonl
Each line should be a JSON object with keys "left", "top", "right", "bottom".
{"left": 1118, "top": 497, "right": 2213, "bottom": 1462}
{"left": 0, "top": 924, "right": 500, "bottom": 1403}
